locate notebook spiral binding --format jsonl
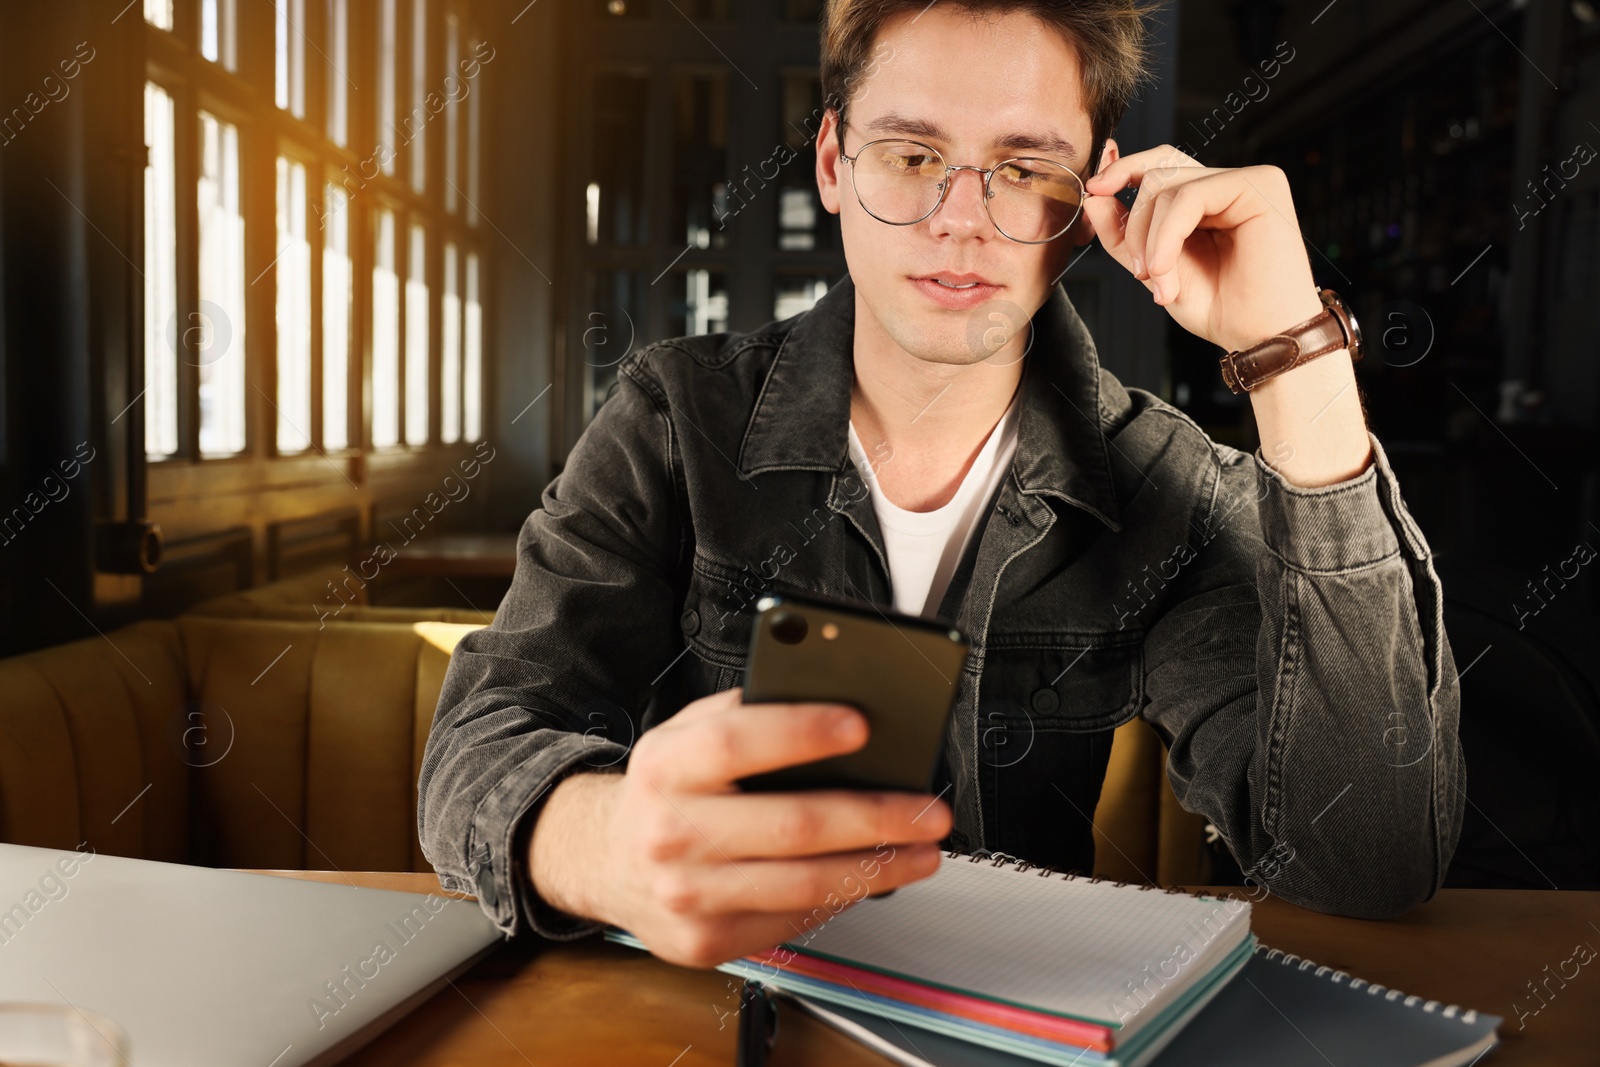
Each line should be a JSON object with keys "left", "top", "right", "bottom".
{"left": 1252, "top": 946, "right": 1479, "bottom": 1026}
{"left": 943, "top": 848, "right": 1479, "bottom": 1027}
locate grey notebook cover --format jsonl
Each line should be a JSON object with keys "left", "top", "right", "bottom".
{"left": 781, "top": 944, "right": 1501, "bottom": 1067}
{"left": 0, "top": 843, "right": 502, "bottom": 1067}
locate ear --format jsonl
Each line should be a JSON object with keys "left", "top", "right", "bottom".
{"left": 816, "top": 107, "right": 845, "bottom": 215}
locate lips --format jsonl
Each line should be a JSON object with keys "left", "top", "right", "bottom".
{"left": 910, "top": 272, "right": 1001, "bottom": 310}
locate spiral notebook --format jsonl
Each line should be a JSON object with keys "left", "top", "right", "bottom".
{"left": 605, "top": 848, "right": 1256, "bottom": 1066}
{"left": 781, "top": 941, "right": 1502, "bottom": 1067}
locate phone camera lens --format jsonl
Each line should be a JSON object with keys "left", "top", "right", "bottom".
{"left": 770, "top": 611, "right": 808, "bottom": 645}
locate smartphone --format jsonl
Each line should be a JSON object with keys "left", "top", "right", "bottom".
{"left": 735, "top": 590, "right": 970, "bottom": 794}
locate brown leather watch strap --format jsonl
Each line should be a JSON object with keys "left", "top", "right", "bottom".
{"left": 1219, "top": 293, "right": 1356, "bottom": 394}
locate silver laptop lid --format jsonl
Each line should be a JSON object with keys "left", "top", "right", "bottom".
{"left": 0, "top": 843, "right": 500, "bottom": 1066}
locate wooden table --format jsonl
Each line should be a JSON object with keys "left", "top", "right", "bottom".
{"left": 252, "top": 871, "right": 1600, "bottom": 1066}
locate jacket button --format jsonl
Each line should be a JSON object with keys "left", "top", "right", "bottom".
{"left": 475, "top": 861, "right": 499, "bottom": 910}
{"left": 1029, "top": 687, "right": 1059, "bottom": 714}
{"left": 680, "top": 608, "right": 700, "bottom": 636}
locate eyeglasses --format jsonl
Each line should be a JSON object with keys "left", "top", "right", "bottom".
{"left": 836, "top": 120, "right": 1086, "bottom": 244}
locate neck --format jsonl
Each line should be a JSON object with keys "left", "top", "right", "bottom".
{"left": 848, "top": 289, "right": 1025, "bottom": 510}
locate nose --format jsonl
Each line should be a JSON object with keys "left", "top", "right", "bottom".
{"left": 929, "top": 166, "right": 994, "bottom": 239}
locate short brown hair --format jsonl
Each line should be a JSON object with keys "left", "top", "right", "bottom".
{"left": 819, "top": 0, "right": 1161, "bottom": 174}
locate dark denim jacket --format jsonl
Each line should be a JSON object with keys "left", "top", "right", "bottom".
{"left": 418, "top": 275, "right": 1466, "bottom": 941}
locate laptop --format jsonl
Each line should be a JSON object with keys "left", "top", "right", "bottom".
{"left": 0, "top": 843, "right": 501, "bottom": 1066}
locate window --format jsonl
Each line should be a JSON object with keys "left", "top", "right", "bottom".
{"left": 464, "top": 252, "right": 483, "bottom": 442}
{"left": 404, "top": 223, "right": 429, "bottom": 445}
{"left": 139, "top": 0, "right": 491, "bottom": 495}
{"left": 197, "top": 110, "right": 246, "bottom": 457}
{"left": 145, "top": 0, "right": 173, "bottom": 31}
{"left": 373, "top": 208, "right": 400, "bottom": 447}
{"left": 275, "top": 0, "right": 307, "bottom": 117}
{"left": 378, "top": 0, "right": 398, "bottom": 177}
{"left": 441, "top": 243, "right": 461, "bottom": 443}
{"left": 326, "top": 0, "right": 350, "bottom": 145}
{"left": 202, "top": 0, "right": 237, "bottom": 70}
{"left": 410, "top": 0, "right": 429, "bottom": 194}
{"left": 144, "top": 82, "right": 178, "bottom": 459}
{"left": 323, "top": 184, "right": 351, "bottom": 451}
{"left": 445, "top": 12, "right": 461, "bottom": 213}
{"left": 275, "top": 156, "right": 312, "bottom": 453}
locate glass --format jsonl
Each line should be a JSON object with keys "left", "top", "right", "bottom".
{"left": 464, "top": 253, "right": 483, "bottom": 441}
{"left": 668, "top": 269, "right": 728, "bottom": 338}
{"left": 444, "top": 12, "right": 461, "bottom": 213}
{"left": 405, "top": 223, "right": 430, "bottom": 445}
{"left": 323, "top": 183, "right": 351, "bottom": 450}
{"left": 672, "top": 71, "right": 729, "bottom": 249}
{"left": 0, "top": 1003, "right": 129, "bottom": 1066}
{"left": 774, "top": 274, "right": 831, "bottom": 320}
{"left": 326, "top": 0, "right": 349, "bottom": 145}
{"left": 144, "top": 82, "right": 178, "bottom": 459}
{"left": 588, "top": 73, "right": 650, "bottom": 245}
{"left": 275, "top": 0, "right": 306, "bottom": 116}
{"left": 581, "top": 268, "right": 645, "bottom": 422}
{"left": 441, "top": 242, "right": 461, "bottom": 443}
{"left": 275, "top": 156, "right": 312, "bottom": 453}
{"left": 776, "top": 75, "right": 838, "bottom": 252}
{"left": 202, "top": 0, "right": 237, "bottom": 69}
{"left": 838, "top": 127, "right": 1085, "bottom": 244}
{"left": 197, "top": 110, "right": 247, "bottom": 457}
{"left": 466, "top": 39, "right": 482, "bottom": 225}
{"left": 410, "top": 0, "right": 428, "bottom": 193}
{"left": 372, "top": 208, "right": 400, "bottom": 447}
{"left": 377, "top": 0, "right": 397, "bottom": 176}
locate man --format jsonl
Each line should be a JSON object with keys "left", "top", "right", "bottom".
{"left": 418, "top": 0, "right": 1464, "bottom": 969}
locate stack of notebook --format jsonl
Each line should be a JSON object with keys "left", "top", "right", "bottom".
{"left": 606, "top": 849, "right": 1258, "bottom": 1067}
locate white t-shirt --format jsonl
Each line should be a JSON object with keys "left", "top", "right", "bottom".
{"left": 846, "top": 388, "right": 1022, "bottom": 618}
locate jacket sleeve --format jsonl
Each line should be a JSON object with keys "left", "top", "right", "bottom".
{"left": 417, "top": 351, "right": 685, "bottom": 940}
{"left": 1137, "top": 430, "right": 1466, "bottom": 918}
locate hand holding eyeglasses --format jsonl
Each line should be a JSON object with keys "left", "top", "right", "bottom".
{"left": 1081, "top": 140, "right": 1326, "bottom": 355}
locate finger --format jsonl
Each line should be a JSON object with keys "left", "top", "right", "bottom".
{"left": 679, "top": 788, "right": 953, "bottom": 860}
{"left": 1143, "top": 185, "right": 1193, "bottom": 305}
{"left": 1081, "top": 193, "right": 1131, "bottom": 268}
{"left": 651, "top": 842, "right": 946, "bottom": 921}
{"left": 1083, "top": 143, "right": 1201, "bottom": 198}
{"left": 642, "top": 699, "right": 867, "bottom": 792}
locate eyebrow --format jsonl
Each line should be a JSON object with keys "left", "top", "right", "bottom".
{"left": 856, "top": 111, "right": 1079, "bottom": 161}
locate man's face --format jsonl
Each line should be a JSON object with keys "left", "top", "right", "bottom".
{"left": 817, "top": 7, "right": 1096, "bottom": 369}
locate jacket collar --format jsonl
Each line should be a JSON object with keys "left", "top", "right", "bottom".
{"left": 737, "top": 273, "right": 1124, "bottom": 532}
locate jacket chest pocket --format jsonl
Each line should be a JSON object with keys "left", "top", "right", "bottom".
{"left": 976, "top": 634, "right": 1143, "bottom": 738}
{"left": 679, "top": 554, "right": 760, "bottom": 694}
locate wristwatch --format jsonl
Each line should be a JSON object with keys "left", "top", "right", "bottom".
{"left": 1218, "top": 288, "right": 1363, "bottom": 394}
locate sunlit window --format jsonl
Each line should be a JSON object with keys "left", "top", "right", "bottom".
{"left": 197, "top": 111, "right": 247, "bottom": 457}
{"left": 372, "top": 208, "right": 400, "bottom": 447}
{"left": 464, "top": 252, "right": 482, "bottom": 441}
{"left": 441, "top": 243, "right": 461, "bottom": 443}
{"left": 410, "top": 0, "right": 429, "bottom": 194}
{"left": 276, "top": 0, "right": 307, "bottom": 118}
{"left": 201, "top": 0, "right": 237, "bottom": 70}
{"left": 445, "top": 12, "right": 461, "bottom": 213}
{"left": 275, "top": 157, "right": 312, "bottom": 453}
{"left": 405, "top": 223, "right": 430, "bottom": 445}
{"left": 323, "top": 184, "right": 351, "bottom": 451}
{"left": 326, "top": 0, "right": 350, "bottom": 146}
{"left": 144, "top": 83, "right": 178, "bottom": 459}
{"left": 378, "top": 0, "right": 397, "bottom": 176}
{"left": 144, "top": 0, "right": 173, "bottom": 31}
{"left": 466, "top": 38, "right": 482, "bottom": 225}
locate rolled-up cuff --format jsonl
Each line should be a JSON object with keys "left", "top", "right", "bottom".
{"left": 1253, "top": 431, "right": 1409, "bottom": 573}
{"left": 460, "top": 732, "right": 630, "bottom": 940}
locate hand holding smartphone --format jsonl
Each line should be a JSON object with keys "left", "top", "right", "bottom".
{"left": 736, "top": 591, "right": 970, "bottom": 794}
